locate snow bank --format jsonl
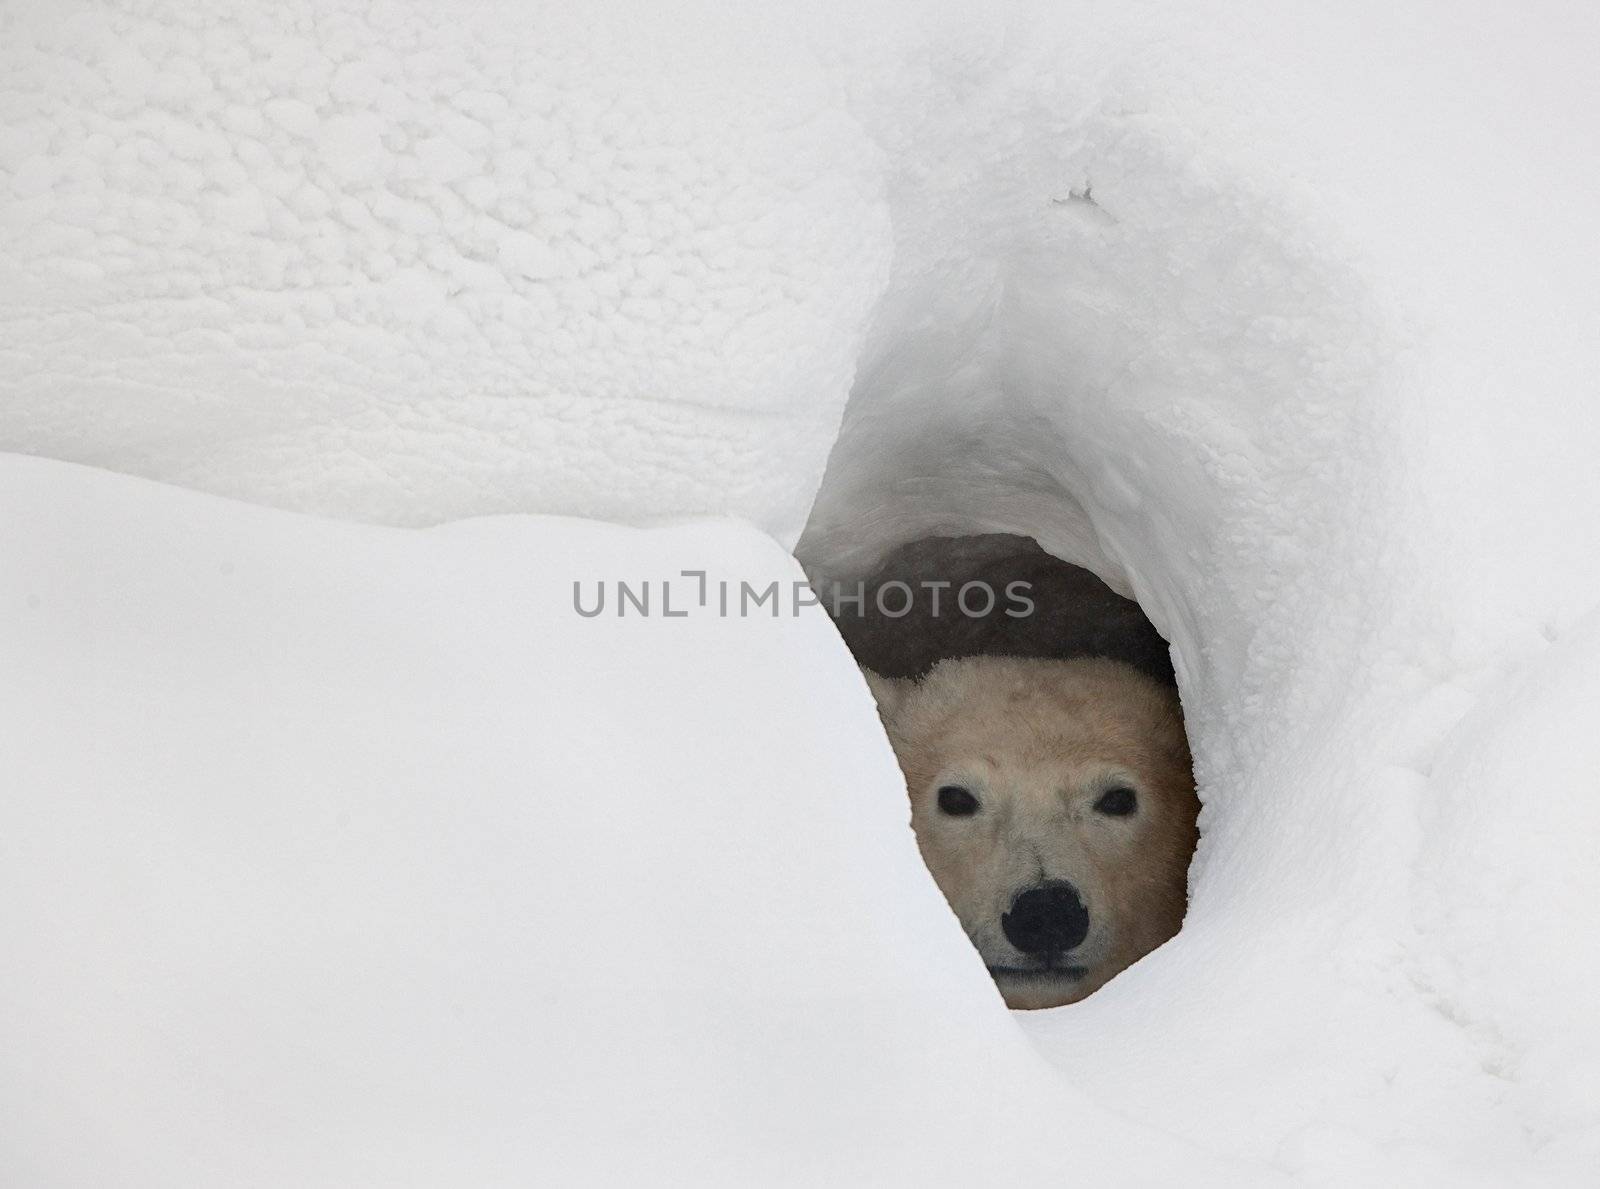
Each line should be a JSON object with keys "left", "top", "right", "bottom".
{"left": 0, "top": 0, "right": 889, "bottom": 540}
{"left": 0, "top": 456, "right": 1243, "bottom": 1184}
{"left": 5, "top": 0, "right": 1600, "bottom": 1182}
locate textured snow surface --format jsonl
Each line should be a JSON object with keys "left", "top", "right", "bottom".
{"left": 5, "top": 0, "right": 1600, "bottom": 1183}
{"left": 0, "top": 0, "right": 891, "bottom": 539}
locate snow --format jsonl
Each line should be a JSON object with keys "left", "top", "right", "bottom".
{"left": 0, "top": 457, "right": 1239, "bottom": 1185}
{"left": 0, "top": 0, "right": 890, "bottom": 541}
{"left": 4, "top": 0, "right": 1600, "bottom": 1183}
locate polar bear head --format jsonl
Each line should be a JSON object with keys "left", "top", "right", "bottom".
{"left": 864, "top": 655, "right": 1198, "bottom": 1009}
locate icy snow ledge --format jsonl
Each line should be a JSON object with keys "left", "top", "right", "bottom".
{"left": 0, "top": 455, "right": 1237, "bottom": 1185}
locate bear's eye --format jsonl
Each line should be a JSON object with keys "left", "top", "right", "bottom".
{"left": 937, "top": 785, "right": 980, "bottom": 817}
{"left": 1094, "top": 786, "right": 1138, "bottom": 816}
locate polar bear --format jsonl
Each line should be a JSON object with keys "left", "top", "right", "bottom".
{"left": 864, "top": 655, "right": 1198, "bottom": 1009}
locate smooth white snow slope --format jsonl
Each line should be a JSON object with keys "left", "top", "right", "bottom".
{"left": 4, "top": 0, "right": 1600, "bottom": 1184}
{"left": 0, "top": 457, "right": 1248, "bottom": 1186}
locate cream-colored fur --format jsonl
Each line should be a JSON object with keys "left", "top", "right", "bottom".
{"left": 865, "top": 656, "right": 1198, "bottom": 1009}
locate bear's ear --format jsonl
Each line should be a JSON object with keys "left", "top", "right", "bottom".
{"left": 860, "top": 667, "right": 913, "bottom": 725}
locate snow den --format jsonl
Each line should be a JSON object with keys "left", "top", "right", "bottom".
{"left": 5, "top": 0, "right": 1600, "bottom": 1183}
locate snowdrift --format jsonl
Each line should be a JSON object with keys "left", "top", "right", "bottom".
{"left": 3, "top": 458, "right": 1243, "bottom": 1184}
{"left": 4, "top": 0, "right": 1599, "bottom": 1182}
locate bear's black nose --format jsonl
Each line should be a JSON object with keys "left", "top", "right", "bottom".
{"left": 1001, "top": 881, "right": 1089, "bottom": 956}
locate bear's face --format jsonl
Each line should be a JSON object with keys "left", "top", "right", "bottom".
{"left": 865, "top": 656, "right": 1198, "bottom": 1009}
